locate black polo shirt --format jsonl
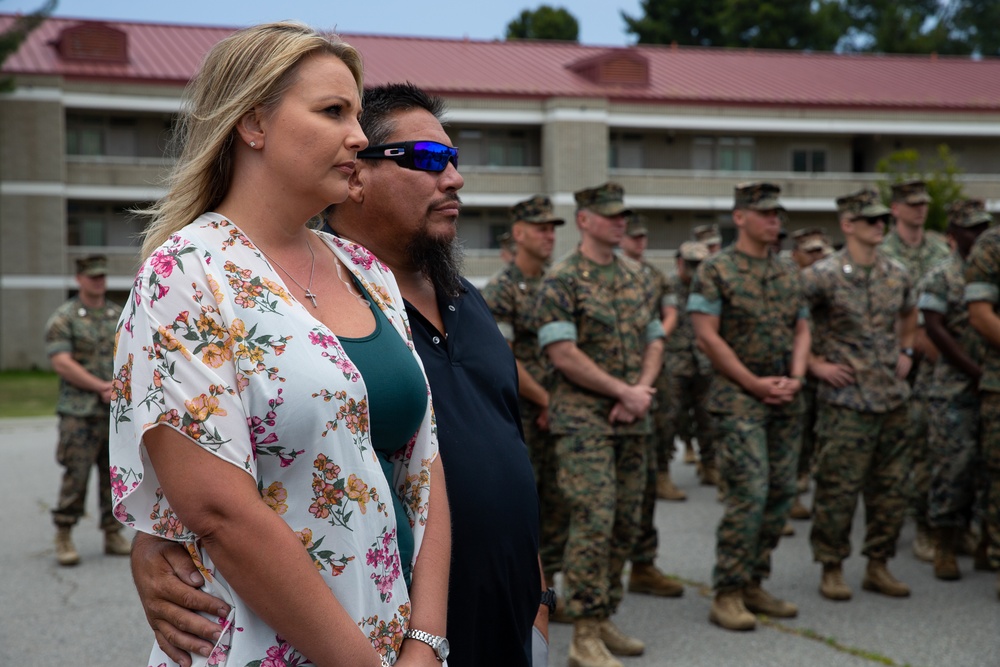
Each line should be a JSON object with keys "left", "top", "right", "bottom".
{"left": 405, "top": 278, "right": 540, "bottom": 667}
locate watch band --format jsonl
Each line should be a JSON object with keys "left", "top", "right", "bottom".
{"left": 540, "top": 587, "right": 557, "bottom": 614}
{"left": 404, "top": 628, "right": 450, "bottom": 662}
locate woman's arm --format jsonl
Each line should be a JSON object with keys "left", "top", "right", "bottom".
{"left": 144, "top": 425, "right": 385, "bottom": 667}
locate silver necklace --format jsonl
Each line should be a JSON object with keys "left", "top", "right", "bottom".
{"left": 258, "top": 239, "right": 319, "bottom": 308}
{"left": 335, "top": 258, "right": 371, "bottom": 308}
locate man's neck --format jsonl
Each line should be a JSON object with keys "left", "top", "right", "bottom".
{"left": 734, "top": 234, "right": 769, "bottom": 259}
{"left": 623, "top": 251, "right": 643, "bottom": 263}
{"left": 846, "top": 237, "right": 877, "bottom": 266}
{"left": 578, "top": 237, "right": 615, "bottom": 265}
{"left": 894, "top": 222, "right": 924, "bottom": 248}
{"left": 78, "top": 292, "right": 105, "bottom": 309}
{"left": 514, "top": 251, "right": 545, "bottom": 278}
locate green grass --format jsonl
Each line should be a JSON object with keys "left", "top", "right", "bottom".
{"left": 0, "top": 370, "right": 58, "bottom": 418}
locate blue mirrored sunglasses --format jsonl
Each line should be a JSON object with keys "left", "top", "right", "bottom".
{"left": 357, "top": 140, "right": 459, "bottom": 172}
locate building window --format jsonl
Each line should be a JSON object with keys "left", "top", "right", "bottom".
{"left": 455, "top": 127, "right": 539, "bottom": 167}
{"left": 792, "top": 149, "right": 827, "bottom": 173}
{"left": 692, "top": 136, "right": 755, "bottom": 171}
{"left": 610, "top": 132, "right": 644, "bottom": 168}
{"left": 67, "top": 201, "right": 144, "bottom": 247}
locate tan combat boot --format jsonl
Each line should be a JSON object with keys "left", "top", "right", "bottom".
{"left": 55, "top": 527, "right": 80, "bottom": 567}
{"left": 683, "top": 440, "right": 698, "bottom": 464}
{"left": 933, "top": 527, "right": 960, "bottom": 581}
{"left": 598, "top": 618, "right": 645, "bottom": 656}
{"left": 698, "top": 461, "right": 719, "bottom": 487}
{"left": 819, "top": 562, "right": 852, "bottom": 601}
{"left": 743, "top": 580, "right": 798, "bottom": 618}
{"left": 628, "top": 562, "right": 684, "bottom": 597}
{"left": 104, "top": 528, "right": 132, "bottom": 556}
{"left": 789, "top": 494, "right": 811, "bottom": 520}
{"left": 655, "top": 470, "right": 687, "bottom": 501}
{"left": 912, "top": 525, "right": 935, "bottom": 563}
{"left": 709, "top": 589, "right": 756, "bottom": 631}
{"left": 862, "top": 559, "right": 911, "bottom": 597}
{"left": 568, "top": 618, "right": 622, "bottom": 667}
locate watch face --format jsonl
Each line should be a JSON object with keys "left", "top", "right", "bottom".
{"left": 437, "top": 638, "right": 450, "bottom": 660}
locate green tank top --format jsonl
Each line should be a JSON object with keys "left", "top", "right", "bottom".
{"left": 337, "top": 285, "right": 428, "bottom": 587}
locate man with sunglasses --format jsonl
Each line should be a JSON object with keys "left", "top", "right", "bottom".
{"left": 803, "top": 188, "right": 917, "bottom": 602}
{"left": 127, "top": 84, "right": 544, "bottom": 667}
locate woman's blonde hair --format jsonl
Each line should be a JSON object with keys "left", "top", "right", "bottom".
{"left": 139, "top": 21, "right": 363, "bottom": 259}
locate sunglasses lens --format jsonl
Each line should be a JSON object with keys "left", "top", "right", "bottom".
{"left": 412, "top": 142, "right": 457, "bottom": 172}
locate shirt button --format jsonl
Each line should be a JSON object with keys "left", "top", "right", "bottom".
{"left": 432, "top": 336, "right": 441, "bottom": 344}
{"left": 448, "top": 305, "right": 456, "bottom": 311}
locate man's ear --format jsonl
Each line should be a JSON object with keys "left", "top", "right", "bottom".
{"left": 234, "top": 108, "right": 265, "bottom": 149}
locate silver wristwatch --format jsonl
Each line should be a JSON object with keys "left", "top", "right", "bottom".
{"left": 403, "top": 628, "right": 450, "bottom": 661}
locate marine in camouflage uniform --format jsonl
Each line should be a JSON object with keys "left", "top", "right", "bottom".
{"left": 804, "top": 189, "right": 917, "bottom": 600}
{"left": 688, "top": 182, "right": 809, "bottom": 631}
{"left": 918, "top": 200, "right": 992, "bottom": 580}
{"left": 44, "top": 255, "right": 129, "bottom": 565}
{"left": 881, "top": 179, "right": 952, "bottom": 561}
{"left": 537, "top": 182, "right": 664, "bottom": 663}
{"left": 963, "top": 221, "right": 1000, "bottom": 597}
{"left": 480, "top": 195, "right": 568, "bottom": 584}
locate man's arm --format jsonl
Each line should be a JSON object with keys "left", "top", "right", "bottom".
{"left": 923, "top": 310, "right": 981, "bottom": 379}
{"left": 50, "top": 351, "right": 113, "bottom": 403}
{"left": 545, "top": 340, "right": 655, "bottom": 417}
{"left": 896, "top": 307, "right": 918, "bottom": 379}
{"left": 660, "top": 305, "right": 678, "bottom": 340}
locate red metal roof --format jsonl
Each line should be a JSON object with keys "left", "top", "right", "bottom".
{"left": 3, "top": 15, "right": 1000, "bottom": 111}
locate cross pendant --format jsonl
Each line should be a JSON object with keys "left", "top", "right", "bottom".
{"left": 304, "top": 289, "right": 318, "bottom": 308}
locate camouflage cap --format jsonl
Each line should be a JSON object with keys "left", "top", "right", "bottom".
{"left": 734, "top": 181, "right": 785, "bottom": 211}
{"left": 692, "top": 223, "right": 722, "bottom": 245}
{"left": 625, "top": 213, "right": 648, "bottom": 237}
{"left": 891, "top": 179, "right": 931, "bottom": 205}
{"left": 574, "top": 182, "right": 632, "bottom": 217}
{"left": 947, "top": 199, "right": 993, "bottom": 228}
{"left": 800, "top": 237, "right": 829, "bottom": 253}
{"left": 75, "top": 254, "right": 107, "bottom": 276}
{"left": 678, "top": 241, "right": 710, "bottom": 262}
{"left": 790, "top": 227, "right": 824, "bottom": 242}
{"left": 496, "top": 231, "right": 514, "bottom": 250}
{"left": 509, "top": 195, "right": 565, "bottom": 226}
{"left": 836, "top": 188, "right": 891, "bottom": 219}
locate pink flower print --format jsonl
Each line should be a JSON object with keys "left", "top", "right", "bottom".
{"left": 113, "top": 504, "right": 129, "bottom": 523}
{"left": 156, "top": 283, "right": 170, "bottom": 300}
{"left": 150, "top": 250, "right": 178, "bottom": 278}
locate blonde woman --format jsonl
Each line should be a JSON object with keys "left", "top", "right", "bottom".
{"left": 110, "top": 23, "right": 449, "bottom": 667}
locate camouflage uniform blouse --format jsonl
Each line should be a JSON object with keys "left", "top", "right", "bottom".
{"left": 536, "top": 250, "right": 665, "bottom": 436}
{"left": 917, "top": 254, "right": 985, "bottom": 399}
{"left": 664, "top": 274, "right": 712, "bottom": 377}
{"left": 687, "top": 246, "right": 806, "bottom": 418}
{"left": 44, "top": 297, "right": 122, "bottom": 417}
{"left": 964, "top": 226, "right": 1000, "bottom": 394}
{"left": 880, "top": 228, "right": 952, "bottom": 283}
{"left": 801, "top": 248, "right": 915, "bottom": 413}
{"left": 480, "top": 263, "right": 551, "bottom": 389}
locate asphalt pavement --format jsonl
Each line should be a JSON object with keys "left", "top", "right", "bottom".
{"left": 1, "top": 416, "right": 996, "bottom": 666}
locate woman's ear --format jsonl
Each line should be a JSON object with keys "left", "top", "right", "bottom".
{"left": 234, "top": 108, "right": 265, "bottom": 150}
{"left": 347, "top": 163, "right": 365, "bottom": 203}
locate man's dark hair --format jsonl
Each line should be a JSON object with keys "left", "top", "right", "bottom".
{"left": 360, "top": 82, "right": 447, "bottom": 147}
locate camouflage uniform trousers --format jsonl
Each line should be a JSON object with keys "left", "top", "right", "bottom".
{"left": 654, "top": 367, "right": 714, "bottom": 469}
{"left": 712, "top": 411, "right": 800, "bottom": 592}
{"left": 810, "top": 403, "right": 910, "bottom": 564}
{"left": 927, "top": 393, "right": 982, "bottom": 528}
{"left": 522, "top": 402, "right": 569, "bottom": 580}
{"left": 979, "top": 392, "right": 1000, "bottom": 569}
{"left": 558, "top": 433, "right": 646, "bottom": 618}
{"left": 907, "top": 396, "right": 932, "bottom": 529}
{"left": 52, "top": 414, "right": 116, "bottom": 530}
{"left": 797, "top": 384, "right": 818, "bottom": 478}
{"left": 632, "top": 433, "right": 660, "bottom": 563}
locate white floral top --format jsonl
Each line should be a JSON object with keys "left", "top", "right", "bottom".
{"left": 110, "top": 213, "right": 437, "bottom": 667}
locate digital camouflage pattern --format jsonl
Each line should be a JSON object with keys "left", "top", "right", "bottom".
{"left": 964, "top": 226, "right": 1000, "bottom": 394}
{"left": 978, "top": 394, "right": 1000, "bottom": 569}
{"left": 536, "top": 250, "right": 663, "bottom": 435}
{"left": 890, "top": 179, "right": 932, "bottom": 205}
{"left": 733, "top": 181, "right": 785, "bottom": 211}
{"left": 509, "top": 194, "right": 566, "bottom": 226}
{"left": 879, "top": 228, "right": 951, "bottom": 291}
{"left": 51, "top": 414, "right": 117, "bottom": 529}
{"left": 810, "top": 404, "right": 910, "bottom": 563}
{"left": 480, "top": 264, "right": 567, "bottom": 578}
{"left": 927, "top": 394, "right": 980, "bottom": 528}
{"left": 557, "top": 433, "right": 645, "bottom": 618}
{"left": 687, "top": 246, "right": 806, "bottom": 418}
{"left": 948, "top": 198, "right": 992, "bottom": 228}
{"left": 712, "top": 412, "right": 800, "bottom": 591}
{"left": 801, "top": 248, "right": 915, "bottom": 413}
{"left": 574, "top": 181, "right": 632, "bottom": 217}
{"left": 836, "top": 188, "right": 891, "bottom": 219}
{"left": 44, "top": 297, "right": 122, "bottom": 416}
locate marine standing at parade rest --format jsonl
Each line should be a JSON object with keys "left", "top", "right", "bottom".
{"left": 481, "top": 194, "right": 569, "bottom": 593}
{"left": 804, "top": 188, "right": 917, "bottom": 601}
{"left": 45, "top": 254, "right": 131, "bottom": 565}
{"left": 880, "top": 179, "right": 952, "bottom": 562}
{"left": 688, "top": 182, "right": 809, "bottom": 631}
{"left": 918, "top": 200, "right": 992, "bottom": 581}
{"left": 537, "top": 182, "right": 665, "bottom": 667}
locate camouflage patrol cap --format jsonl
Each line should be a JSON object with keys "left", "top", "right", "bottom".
{"left": 692, "top": 223, "right": 722, "bottom": 246}
{"left": 496, "top": 231, "right": 514, "bottom": 251}
{"left": 75, "top": 254, "right": 107, "bottom": 276}
{"left": 947, "top": 199, "right": 993, "bottom": 228}
{"left": 574, "top": 182, "right": 632, "bottom": 217}
{"left": 625, "top": 213, "right": 648, "bottom": 237}
{"left": 678, "top": 241, "right": 710, "bottom": 262}
{"left": 734, "top": 182, "right": 785, "bottom": 211}
{"left": 790, "top": 227, "right": 824, "bottom": 242}
{"left": 509, "top": 195, "right": 565, "bottom": 226}
{"left": 836, "top": 188, "right": 891, "bottom": 219}
{"left": 891, "top": 179, "right": 931, "bottom": 205}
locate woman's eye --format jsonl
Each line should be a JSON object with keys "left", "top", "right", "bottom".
{"left": 325, "top": 105, "right": 343, "bottom": 117}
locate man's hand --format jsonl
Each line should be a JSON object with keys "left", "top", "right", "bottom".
{"left": 748, "top": 376, "right": 799, "bottom": 405}
{"left": 616, "top": 384, "right": 655, "bottom": 417}
{"left": 608, "top": 402, "right": 638, "bottom": 424}
{"left": 535, "top": 405, "right": 550, "bottom": 432}
{"left": 131, "top": 534, "right": 230, "bottom": 667}
{"left": 810, "top": 361, "right": 856, "bottom": 388}
{"left": 896, "top": 353, "right": 914, "bottom": 380}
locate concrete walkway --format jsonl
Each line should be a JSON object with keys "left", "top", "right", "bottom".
{"left": 1, "top": 417, "right": 996, "bottom": 666}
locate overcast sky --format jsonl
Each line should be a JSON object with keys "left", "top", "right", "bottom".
{"left": 3, "top": 0, "right": 645, "bottom": 46}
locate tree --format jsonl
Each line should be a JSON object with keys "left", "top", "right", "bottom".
{"left": 876, "top": 144, "right": 965, "bottom": 232}
{"left": 506, "top": 5, "right": 579, "bottom": 42}
{"left": 951, "top": 0, "right": 1000, "bottom": 57}
{"left": 0, "top": 0, "right": 57, "bottom": 92}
